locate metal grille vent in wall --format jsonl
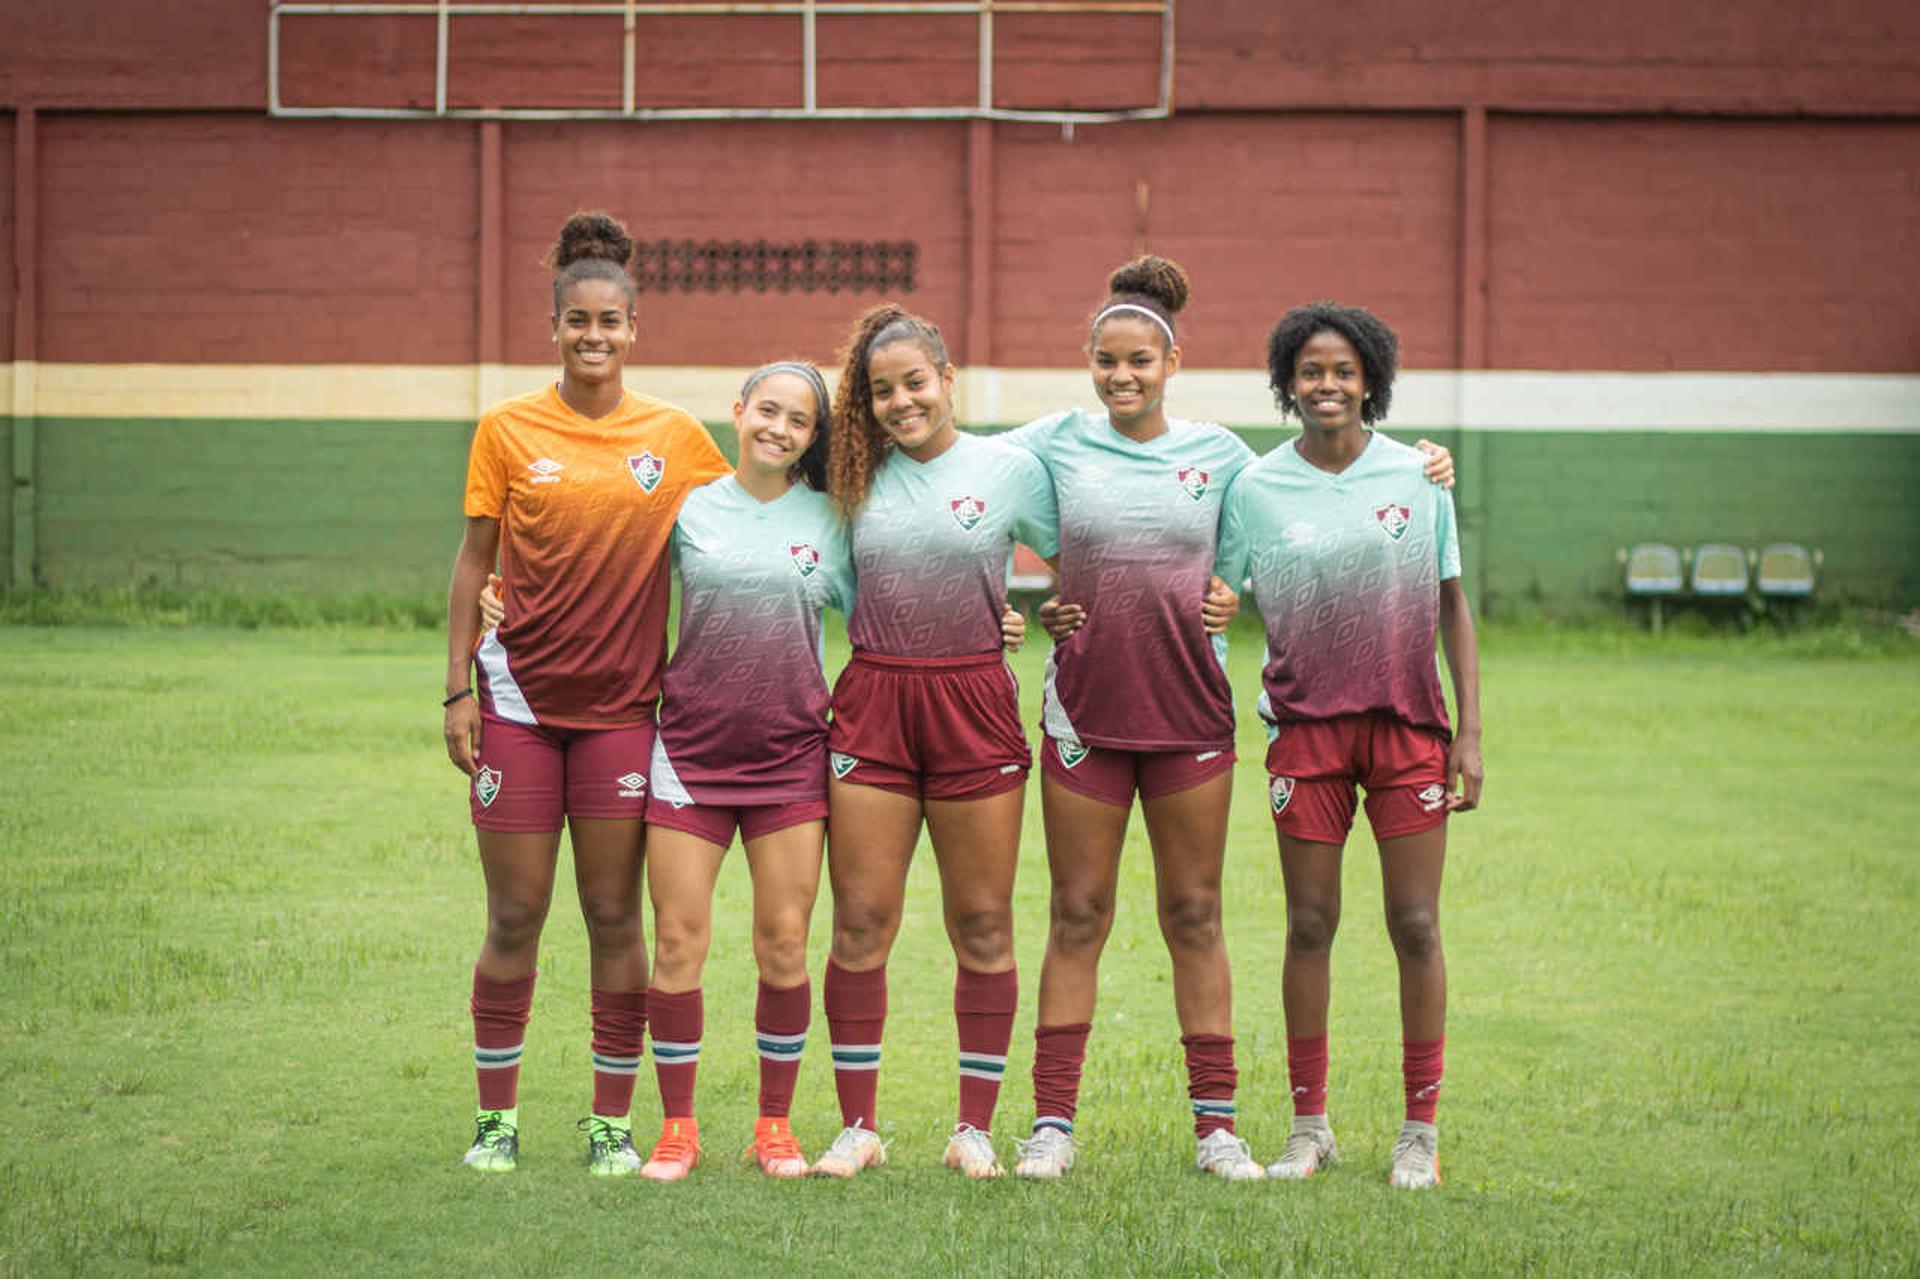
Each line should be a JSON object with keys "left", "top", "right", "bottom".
{"left": 633, "top": 240, "right": 918, "bottom": 295}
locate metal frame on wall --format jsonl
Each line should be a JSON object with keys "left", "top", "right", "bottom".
{"left": 268, "top": 0, "right": 1175, "bottom": 123}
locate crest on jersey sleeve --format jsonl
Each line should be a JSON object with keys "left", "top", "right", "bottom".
{"left": 1374, "top": 502, "right": 1411, "bottom": 541}
{"left": 1177, "top": 466, "right": 1210, "bottom": 501}
{"left": 1268, "top": 774, "right": 1294, "bottom": 814}
{"left": 627, "top": 451, "right": 665, "bottom": 493}
{"left": 789, "top": 542, "right": 821, "bottom": 578}
{"left": 474, "top": 766, "right": 503, "bottom": 808}
{"left": 949, "top": 495, "right": 987, "bottom": 531}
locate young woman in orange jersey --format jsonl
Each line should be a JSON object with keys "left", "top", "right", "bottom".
{"left": 443, "top": 212, "right": 731, "bottom": 1177}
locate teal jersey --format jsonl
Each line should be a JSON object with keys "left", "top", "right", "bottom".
{"left": 1214, "top": 431, "right": 1460, "bottom": 735}
{"left": 653, "top": 476, "right": 854, "bottom": 805}
{"left": 848, "top": 430, "right": 1060, "bottom": 657}
{"left": 1006, "top": 409, "right": 1255, "bottom": 750}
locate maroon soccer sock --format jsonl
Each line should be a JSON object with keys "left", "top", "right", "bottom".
{"left": 823, "top": 958, "right": 887, "bottom": 1130}
{"left": 1403, "top": 1036, "right": 1445, "bottom": 1124}
{"left": 1030, "top": 1021, "right": 1092, "bottom": 1135}
{"left": 588, "top": 987, "right": 646, "bottom": 1119}
{"left": 1182, "top": 1032, "right": 1239, "bottom": 1138}
{"left": 755, "top": 977, "right": 810, "bottom": 1119}
{"left": 470, "top": 968, "right": 534, "bottom": 1112}
{"left": 954, "top": 965, "right": 1017, "bottom": 1132}
{"left": 1287, "top": 1033, "right": 1330, "bottom": 1119}
{"left": 647, "top": 987, "right": 703, "bottom": 1120}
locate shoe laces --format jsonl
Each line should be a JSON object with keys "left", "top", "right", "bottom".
{"left": 580, "top": 1115, "right": 629, "bottom": 1157}
{"left": 651, "top": 1121, "right": 702, "bottom": 1164}
{"left": 1198, "top": 1129, "right": 1258, "bottom": 1171}
{"left": 753, "top": 1119, "right": 804, "bottom": 1164}
{"left": 822, "top": 1124, "right": 883, "bottom": 1161}
{"left": 1015, "top": 1127, "right": 1072, "bottom": 1160}
{"left": 473, "top": 1112, "right": 515, "bottom": 1149}
{"left": 949, "top": 1124, "right": 995, "bottom": 1164}
{"left": 1278, "top": 1127, "right": 1326, "bottom": 1167}
{"left": 1391, "top": 1125, "right": 1437, "bottom": 1167}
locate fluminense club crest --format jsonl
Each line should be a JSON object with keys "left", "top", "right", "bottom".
{"left": 1056, "top": 740, "right": 1089, "bottom": 769}
{"left": 1374, "top": 502, "right": 1411, "bottom": 541}
{"left": 1268, "top": 774, "right": 1294, "bottom": 814}
{"left": 830, "top": 752, "right": 858, "bottom": 779}
{"left": 949, "top": 495, "right": 987, "bottom": 531}
{"left": 474, "top": 765, "right": 503, "bottom": 808}
{"left": 627, "top": 451, "right": 665, "bottom": 493}
{"left": 1177, "top": 466, "right": 1209, "bottom": 501}
{"left": 789, "top": 542, "right": 821, "bottom": 577}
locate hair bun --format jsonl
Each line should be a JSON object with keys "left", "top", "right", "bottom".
{"left": 550, "top": 211, "right": 634, "bottom": 271}
{"left": 1107, "top": 255, "right": 1189, "bottom": 315}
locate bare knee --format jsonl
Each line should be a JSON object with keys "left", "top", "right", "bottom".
{"left": 832, "top": 899, "right": 900, "bottom": 968}
{"left": 486, "top": 895, "right": 550, "bottom": 956}
{"left": 1160, "top": 892, "right": 1223, "bottom": 954}
{"left": 1287, "top": 900, "right": 1340, "bottom": 956}
{"left": 752, "top": 915, "right": 810, "bottom": 986}
{"left": 1385, "top": 902, "right": 1442, "bottom": 963}
{"left": 579, "top": 893, "right": 642, "bottom": 954}
{"left": 947, "top": 905, "right": 1013, "bottom": 970}
{"left": 1049, "top": 891, "right": 1115, "bottom": 955}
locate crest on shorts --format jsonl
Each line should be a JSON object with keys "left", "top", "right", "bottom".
{"left": 789, "top": 542, "right": 821, "bottom": 578}
{"left": 948, "top": 495, "right": 987, "bottom": 532}
{"left": 616, "top": 772, "right": 648, "bottom": 799}
{"left": 474, "top": 765, "right": 503, "bottom": 808}
{"left": 1374, "top": 502, "right": 1411, "bottom": 541}
{"left": 627, "top": 451, "right": 665, "bottom": 493}
{"left": 1177, "top": 466, "right": 1210, "bottom": 502}
{"left": 1268, "top": 774, "right": 1294, "bottom": 815}
{"left": 1056, "top": 740, "right": 1089, "bottom": 770}
{"left": 1417, "top": 783, "right": 1448, "bottom": 812}
{"left": 830, "top": 752, "right": 858, "bottom": 779}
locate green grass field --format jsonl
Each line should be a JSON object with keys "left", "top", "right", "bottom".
{"left": 2, "top": 619, "right": 1917, "bottom": 1275}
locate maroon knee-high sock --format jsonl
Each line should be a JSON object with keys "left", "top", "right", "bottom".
{"left": 1288, "top": 1033, "right": 1329, "bottom": 1119}
{"left": 470, "top": 969, "right": 534, "bottom": 1112}
{"left": 755, "top": 978, "right": 810, "bottom": 1119}
{"left": 823, "top": 958, "right": 886, "bottom": 1130}
{"left": 954, "top": 965, "right": 1017, "bottom": 1132}
{"left": 1030, "top": 1022, "right": 1092, "bottom": 1135}
{"left": 589, "top": 987, "right": 646, "bottom": 1118}
{"left": 647, "top": 987, "right": 703, "bottom": 1119}
{"left": 1182, "top": 1032, "right": 1239, "bottom": 1138}
{"left": 1403, "top": 1036, "right": 1444, "bottom": 1124}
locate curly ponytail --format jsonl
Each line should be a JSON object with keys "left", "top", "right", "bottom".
{"left": 826, "top": 304, "right": 950, "bottom": 518}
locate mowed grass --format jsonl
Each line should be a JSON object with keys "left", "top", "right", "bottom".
{"left": 1, "top": 621, "right": 1916, "bottom": 1276}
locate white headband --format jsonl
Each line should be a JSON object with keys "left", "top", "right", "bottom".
{"left": 1092, "top": 302, "right": 1175, "bottom": 346}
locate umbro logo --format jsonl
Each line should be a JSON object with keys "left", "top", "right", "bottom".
{"left": 1417, "top": 783, "right": 1447, "bottom": 812}
{"left": 616, "top": 772, "right": 648, "bottom": 798}
{"left": 528, "top": 458, "right": 564, "bottom": 484}
{"left": 1194, "top": 750, "right": 1222, "bottom": 764}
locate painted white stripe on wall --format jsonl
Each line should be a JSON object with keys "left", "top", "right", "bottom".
{"left": 11, "top": 363, "right": 1918, "bottom": 432}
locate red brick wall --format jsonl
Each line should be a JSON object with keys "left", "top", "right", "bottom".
{"left": 1488, "top": 117, "right": 1920, "bottom": 372}
{"left": 1, "top": 1, "right": 266, "bottom": 110}
{"left": 37, "top": 116, "right": 476, "bottom": 364}
{"left": 992, "top": 114, "right": 1461, "bottom": 369}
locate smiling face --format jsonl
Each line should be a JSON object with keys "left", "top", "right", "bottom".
{"left": 733, "top": 371, "right": 821, "bottom": 479}
{"left": 1090, "top": 313, "right": 1180, "bottom": 431}
{"left": 1291, "top": 327, "right": 1368, "bottom": 435}
{"left": 866, "top": 339, "right": 957, "bottom": 457}
{"left": 552, "top": 277, "right": 635, "bottom": 388}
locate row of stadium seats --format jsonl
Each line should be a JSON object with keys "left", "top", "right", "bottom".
{"left": 1618, "top": 542, "right": 1821, "bottom": 629}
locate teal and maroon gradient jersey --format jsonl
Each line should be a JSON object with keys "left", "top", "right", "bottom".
{"left": 650, "top": 476, "right": 854, "bottom": 806}
{"left": 847, "top": 430, "right": 1060, "bottom": 657}
{"left": 1007, "top": 409, "right": 1255, "bottom": 752}
{"left": 1214, "top": 431, "right": 1461, "bottom": 737}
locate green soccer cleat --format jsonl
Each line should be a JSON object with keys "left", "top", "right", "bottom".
{"left": 463, "top": 1108, "right": 518, "bottom": 1173}
{"left": 581, "top": 1114, "right": 642, "bottom": 1176}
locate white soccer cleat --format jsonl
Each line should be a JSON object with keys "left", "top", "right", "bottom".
{"left": 809, "top": 1125, "right": 887, "bottom": 1179}
{"left": 942, "top": 1124, "right": 1004, "bottom": 1179}
{"left": 1266, "top": 1116, "right": 1338, "bottom": 1180}
{"left": 1194, "top": 1128, "right": 1266, "bottom": 1181}
{"left": 1013, "top": 1126, "right": 1077, "bottom": 1180}
{"left": 1388, "top": 1120, "right": 1441, "bottom": 1189}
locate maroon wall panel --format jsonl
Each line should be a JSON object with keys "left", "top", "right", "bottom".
{"left": 501, "top": 121, "right": 968, "bottom": 369}
{"left": 38, "top": 116, "right": 477, "bottom": 365}
{"left": 1488, "top": 117, "right": 1920, "bottom": 372}
{"left": 992, "top": 115, "right": 1460, "bottom": 370}
{"left": 1, "top": 114, "right": 15, "bottom": 359}
{"left": 278, "top": 14, "right": 440, "bottom": 111}
{"left": 1, "top": 0, "right": 265, "bottom": 110}
{"left": 1178, "top": 0, "right": 1920, "bottom": 113}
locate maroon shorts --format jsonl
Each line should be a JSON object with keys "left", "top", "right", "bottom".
{"left": 469, "top": 713, "right": 656, "bottom": 832}
{"left": 645, "top": 796, "right": 828, "bottom": 847}
{"left": 1265, "top": 713, "right": 1450, "bottom": 844}
{"left": 1040, "top": 735, "right": 1237, "bottom": 806}
{"left": 827, "top": 650, "right": 1030, "bottom": 801}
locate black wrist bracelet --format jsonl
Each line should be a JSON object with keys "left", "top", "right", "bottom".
{"left": 443, "top": 688, "right": 474, "bottom": 708}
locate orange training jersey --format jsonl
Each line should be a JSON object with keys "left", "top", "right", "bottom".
{"left": 464, "top": 383, "right": 731, "bottom": 729}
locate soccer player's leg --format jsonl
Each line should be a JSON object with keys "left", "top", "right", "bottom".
{"left": 1271, "top": 827, "right": 1345, "bottom": 1179}
{"left": 740, "top": 810, "right": 827, "bottom": 1177}
{"left": 1019, "top": 755, "right": 1132, "bottom": 1178}
{"left": 811, "top": 777, "right": 921, "bottom": 1178}
{"left": 569, "top": 814, "right": 653, "bottom": 1175}
{"left": 1140, "top": 767, "right": 1262, "bottom": 1180}
{"left": 464, "top": 721, "right": 565, "bottom": 1172}
{"left": 926, "top": 780, "right": 1025, "bottom": 1178}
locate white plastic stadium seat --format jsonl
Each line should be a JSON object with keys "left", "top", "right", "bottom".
{"left": 1689, "top": 544, "right": 1750, "bottom": 597}
{"left": 1755, "top": 543, "right": 1820, "bottom": 598}
{"left": 1621, "top": 543, "right": 1683, "bottom": 596}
